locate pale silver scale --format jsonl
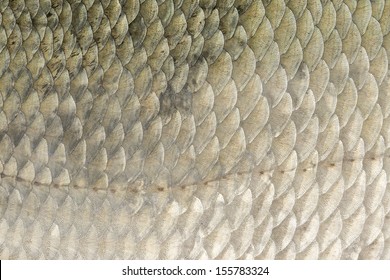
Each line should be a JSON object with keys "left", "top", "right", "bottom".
{"left": 0, "top": 0, "right": 389, "bottom": 260}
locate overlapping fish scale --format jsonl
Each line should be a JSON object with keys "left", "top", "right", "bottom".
{"left": 0, "top": 0, "right": 390, "bottom": 260}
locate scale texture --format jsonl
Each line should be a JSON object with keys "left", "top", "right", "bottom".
{"left": 0, "top": 0, "right": 390, "bottom": 259}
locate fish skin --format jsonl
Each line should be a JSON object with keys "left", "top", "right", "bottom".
{"left": 0, "top": 0, "right": 390, "bottom": 259}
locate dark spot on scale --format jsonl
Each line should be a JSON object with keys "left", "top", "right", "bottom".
{"left": 159, "top": 85, "right": 192, "bottom": 117}
{"left": 110, "top": 189, "right": 116, "bottom": 193}
{"left": 303, "top": 168, "right": 307, "bottom": 172}
{"left": 157, "top": 187, "right": 164, "bottom": 192}
{"left": 128, "top": 15, "right": 146, "bottom": 49}
{"left": 371, "top": 157, "right": 376, "bottom": 161}
{"left": 330, "top": 163, "right": 335, "bottom": 167}
{"left": 130, "top": 188, "right": 139, "bottom": 194}
{"left": 53, "top": 184, "right": 60, "bottom": 188}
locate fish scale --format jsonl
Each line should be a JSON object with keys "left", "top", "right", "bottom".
{"left": 0, "top": 0, "right": 390, "bottom": 259}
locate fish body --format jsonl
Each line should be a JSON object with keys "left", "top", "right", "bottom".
{"left": 0, "top": 0, "right": 390, "bottom": 259}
